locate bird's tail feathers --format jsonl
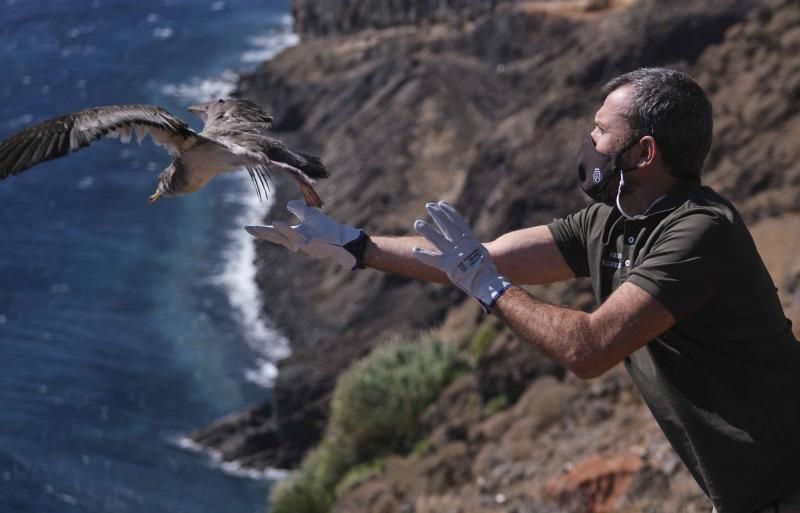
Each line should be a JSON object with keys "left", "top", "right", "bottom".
{"left": 294, "top": 151, "right": 329, "bottom": 180}
{"left": 267, "top": 144, "right": 329, "bottom": 180}
{"left": 243, "top": 162, "right": 324, "bottom": 207}
{"left": 260, "top": 159, "right": 325, "bottom": 207}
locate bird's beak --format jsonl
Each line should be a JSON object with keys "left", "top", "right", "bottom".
{"left": 187, "top": 104, "right": 206, "bottom": 115}
{"left": 148, "top": 190, "right": 163, "bottom": 204}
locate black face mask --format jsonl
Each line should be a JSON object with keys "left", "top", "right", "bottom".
{"left": 576, "top": 134, "right": 639, "bottom": 203}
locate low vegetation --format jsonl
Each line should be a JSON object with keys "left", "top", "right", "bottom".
{"left": 270, "top": 337, "right": 467, "bottom": 513}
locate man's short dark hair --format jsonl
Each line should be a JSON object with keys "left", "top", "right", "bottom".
{"left": 603, "top": 67, "right": 713, "bottom": 180}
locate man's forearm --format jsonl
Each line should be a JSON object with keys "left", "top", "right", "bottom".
{"left": 363, "top": 225, "right": 574, "bottom": 285}
{"left": 363, "top": 236, "right": 450, "bottom": 283}
{"left": 493, "top": 286, "right": 598, "bottom": 377}
{"left": 493, "top": 283, "right": 675, "bottom": 379}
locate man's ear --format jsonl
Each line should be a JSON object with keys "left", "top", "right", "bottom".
{"left": 638, "top": 135, "right": 658, "bottom": 168}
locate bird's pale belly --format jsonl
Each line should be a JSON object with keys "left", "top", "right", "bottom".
{"left": 180, "top": 143, "right": 240, "bottom": 190}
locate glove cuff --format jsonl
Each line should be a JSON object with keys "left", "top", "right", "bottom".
{"left": 342, "top": 231, "right": 370, "bottom": 270}
{"left": 477, "top": 276, "right": 513, "bottom": 313}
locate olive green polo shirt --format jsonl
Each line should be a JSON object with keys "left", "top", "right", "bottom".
{"left": 548, "top": 182, "right": 800, "bottom": 513}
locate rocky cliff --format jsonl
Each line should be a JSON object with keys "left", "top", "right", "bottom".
{"left": 191, "top": 0, "right": 800, "bottom": 510}
{"left": 292, "top": 0, "right": 508, "bottom": 37}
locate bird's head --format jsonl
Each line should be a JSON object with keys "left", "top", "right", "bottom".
{"left": 186, "top": 100, "right": 220, "bottom": 123}
{"left": 188, "top": 98, "right": 273, "bottom": 127}
{"left": 148, "top": 161, "right": 186, "bottom": 203}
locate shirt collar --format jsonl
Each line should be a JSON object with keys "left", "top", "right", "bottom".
{"left": 600, "top": 179, "right": 702, "bottom": 245}
{"left": 640, "top": 179, "right": 702, "bottom": 217}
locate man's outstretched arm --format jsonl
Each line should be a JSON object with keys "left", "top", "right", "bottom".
{"left": 246, "top": 200, "right": 575, "bottom": 286}
{"left": 494, "top": 283, "right": 675, "bottom": 378}
{"left": 363, "top": 236, "right": 448, "bottom": 282}
{"left": 411, "top": 201, "right": 676, "bottom": 379}
{"left": 246, "top": 200, "right": 676, "bottom": 377}
{"left": 365, "top": 226, "right": 574, "bottom": 284}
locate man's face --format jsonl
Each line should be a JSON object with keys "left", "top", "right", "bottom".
{"left": 591, "top": 84, "right": 636, "bottom": 154}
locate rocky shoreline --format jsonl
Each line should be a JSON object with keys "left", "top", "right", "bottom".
{"left": 190, "top": 0, "right": 800, "bottom": 510}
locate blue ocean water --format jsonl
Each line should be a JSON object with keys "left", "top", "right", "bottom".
{"left": 0, "top": 1, "right": 296, "bottom": 512}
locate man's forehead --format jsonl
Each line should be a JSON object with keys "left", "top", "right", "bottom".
{"left": 595, "top": 85, "right": 634, "bottom": 127}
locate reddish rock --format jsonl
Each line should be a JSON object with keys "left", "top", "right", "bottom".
{"left": 332, "top": 480, "right": 402, "bottom": 513}
{"left": 545, "top": 454, "right": 646, "bottom": 513}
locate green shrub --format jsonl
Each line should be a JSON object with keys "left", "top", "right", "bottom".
{"left": 270, "top": 337, "right": 466, "bottom": 513}
{"left": 411, "top": 437, "right": 433, "bottom": 458}
{"left": 270, "top": 438, "right": 354, "bottom": 513}
{"left": 469, "top": 323, "right": 499, "bottom": 361}
{"left": 307, "top": 437, "right": 356, "bottom": 493}
{"left": 269, "top": 473, "right": 327, "bottom": 513}
{"left": 334, "top": 457, "right": 385, "bottom": 497}
{"left": 330, "top": 338, "right": 466, "bottom": 458}
{"left": 483, "top": 394, "right": 510, "bottom": 417}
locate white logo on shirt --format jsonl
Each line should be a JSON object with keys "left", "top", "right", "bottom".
{"left": 601, "top": 251, "right": 630, "bottom": 269}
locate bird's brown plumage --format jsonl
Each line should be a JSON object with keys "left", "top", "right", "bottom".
{"left": 0, "top": 100, "right": 328, "bottom": 206}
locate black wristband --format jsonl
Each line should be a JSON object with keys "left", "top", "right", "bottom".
{"left": 343, "top": 231, "right": 370, "bottom": 270}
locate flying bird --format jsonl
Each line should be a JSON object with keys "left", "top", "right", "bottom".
{"left": 0, "top": 98, "right": 329, "bottom": 206}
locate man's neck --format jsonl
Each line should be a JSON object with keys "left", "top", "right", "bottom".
{"left": 619, "top": 174, "right": 683, "bottom": 217}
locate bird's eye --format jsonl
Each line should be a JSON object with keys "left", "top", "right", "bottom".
{"left": 218, "top": 99, "right": 224, "bottom": 103}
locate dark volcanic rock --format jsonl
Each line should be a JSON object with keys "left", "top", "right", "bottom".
{"left": 188, "top": 402, "right": 294, "bottom": 469}
{"left": 292, "top": 0, "right": 511, "bottom": 38}
{"left": 696, "top": 0, "right": 800, "bottom": 221}
{"left": 475, "top": 328, "right": 566, "bottom": 404}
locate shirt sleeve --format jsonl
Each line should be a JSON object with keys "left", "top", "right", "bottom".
{"left": 547, "top": 204, "right": 602, "bottom": 278}
{"left": 626, "top": 208, "right": 734, "bottom": 321}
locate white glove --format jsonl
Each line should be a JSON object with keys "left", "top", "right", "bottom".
{"left": 245, "top": 200, "right": 367, "bottom": 270}
{"left": 413, "top": 201, "right": 511, "bottom": 312}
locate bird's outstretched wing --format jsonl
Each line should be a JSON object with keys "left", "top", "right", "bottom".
{"left": 0, "top": 105, "right": 197, "bottom": 180}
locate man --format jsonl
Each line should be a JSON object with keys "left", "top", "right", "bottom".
{"left": 246, "top": 68, "right": 800, "bottom": 513}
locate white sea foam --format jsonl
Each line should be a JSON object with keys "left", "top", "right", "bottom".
{"left": 244, "top": 357, "right": 279, "bottom": 388}
{"left": 207, "top": 18, "right": 300, "bottom": 387}
{"left": 175, "top": 436, "right": 289, "bottom": 481}
{"left": 161, "top": 17, "right": 301, "bottom": 388}
{"left": 76, "top": 176, "right": 94, "bottom": 190}
{"left": 241, "top": 31, "right": 299, "bottom": 64}
{"left": 209, "top": 187, "right": 291, "bottom": 388}
{"left": 219, "top": 460, "right": 289, "bottom": 481}
{"left": 161, "top": 14, "right": 297, "bottom": 103}
{"left": 160, "top": 70, "right": 239, "bottom": 103}
{"left": 152, "top": 27, "right": 174, "bottom": 40}
{"left": 5, "top": 113, "right": 33, "bottom": 129}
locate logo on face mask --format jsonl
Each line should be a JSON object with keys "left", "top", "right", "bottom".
{"left": 592, "top": 168, "right": 602, "bottom": 184}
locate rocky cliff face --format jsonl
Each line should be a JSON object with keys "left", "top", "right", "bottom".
{"left": 292, "top": 0, "right": 508, "bottom": 37}
{"left": 193, "top": 0, "right": 800, "bottom": 509}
